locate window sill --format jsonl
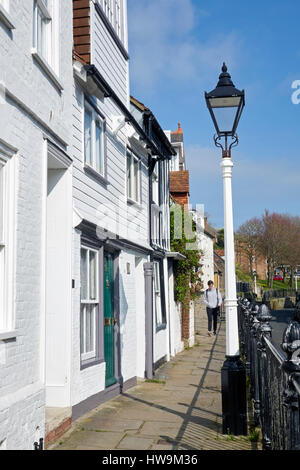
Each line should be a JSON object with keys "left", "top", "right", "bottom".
{"left": 31, "top": 49, "right": 64, "bottom": 92}
{"left": 80, "top": 357, "right": 104, "bottom": 371}
{"left": 127, "top": 198, "right": 142, "bottom": 209}
{"left": 0, "top": 330, "right": 17, "bottom": 341}
{"left": 0, "top": 5, "right": 15, "bottom": 30}
{"left": 84, "top": 164, "right": 109, "bottom": 186}
{"left": 156, "top": 323, "right": 167, "bottom": 333}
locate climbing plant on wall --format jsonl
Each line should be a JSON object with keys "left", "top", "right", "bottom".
{"left": 170, "top": 201, "right": 203, "bottom": 306}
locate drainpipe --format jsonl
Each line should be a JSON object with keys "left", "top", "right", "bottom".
{"left": 147, "top": 114, "right": 154, "bottom": 248}
{"left": 145, "top": 113, "right": 154, "bottom": 379}
{"left": 144, "top": 262, "right": 154, "bottom": 379}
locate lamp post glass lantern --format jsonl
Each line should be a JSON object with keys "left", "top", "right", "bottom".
{"left": 205, "top": 63, "right": 245, "bottom": 158}
{"left": 205, "top": 63, "right": 247, "bottom": 436}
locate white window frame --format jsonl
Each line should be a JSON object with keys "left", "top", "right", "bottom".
{"left": 0, "top": 141, "right": 16, "bottom": 337}
{"left": 0, "top": 0, "right": 15, "bottom": 30}
{"left": 80, "top": 246, "right": 99, "bottom": 362}
{"left": 153, "top": 261, "right": 163, "bottom": 327}
{"left": 32, "top": 0, "right": 62, "bottom": 90}
{"left": 152, "top": 164, "right": 159, "bottom": 206}
{"left": 114, "top": 0, "right": 121, "bottom": 39}
{"left": 99, "top": 0, "right": 122, "bottom": 41}
{"left": 33, "top": 0, "right": 53, "bottom": 66}
{"left": 108, "top": 0, "right": 114, "bottom": 25}
{"left": 0, "top": 0, "right": 9, "bottom": 10}
{"left": 126, "top": 150, "right": 140, "bottom": 204}
{"left": 84, "top": 101, "right": 106, "bottom": 178}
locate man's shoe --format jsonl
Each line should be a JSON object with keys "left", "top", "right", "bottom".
{"left": 208, "top": 331, "right": 212, "bottom": 337}
{"left": 213, "top": 331, "right": 216, "bottom": 336}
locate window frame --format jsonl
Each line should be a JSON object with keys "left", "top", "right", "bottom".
{"left": 80, "top": 245, "right": 100, "bottom": 363}
{"left": 126, "top": 150, "right": 141, "bottom": 205}
{"left": 33, "top": 0, "right": 53, "bottom": 67}
{"left": 153, "top": 260, "right": 166, "bottom": 330}
{"left": 0, "top": 141, "right": 16, "bottom": 337}
{"left": 0, "top": 0, "right": 15, "bottom": 30}
{"left": 114, "top": 0, "right": 121, "bottom": 39}
{"left": 84, "top": 100, "right": 107, "bottom": 180}
{"left": 32, "top": 0, "right": 62, "bottom": 90}
{"left": 0, "top": 0, "right": 9, "bottom": 11}
{"left": 99, "top": 0, "right": 122, "bottom": 41}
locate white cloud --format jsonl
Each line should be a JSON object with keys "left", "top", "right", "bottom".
{"left": 186, "top": 143, "right": 300, "bottom": 186}
{"left": 186, "top": 143, "right": 300, "bottom": 227}
{"left": 128, "top": 0, "right": 242, "bottom": 93}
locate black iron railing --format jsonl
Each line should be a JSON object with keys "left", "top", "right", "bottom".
{"left": 262, "top": 289, "right": 298, "bottom": 302}
{"left": 237, "top": 298, "right": 300, "bottom": 450}
{"left": 236, "top": 281, "right": 252, "bottom": 294}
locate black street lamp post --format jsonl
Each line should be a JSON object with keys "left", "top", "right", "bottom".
{"left": 205, "top": 64, "right": 247, "bottom": 436}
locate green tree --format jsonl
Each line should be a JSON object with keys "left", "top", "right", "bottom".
{"left": 214, "top": 228, "right": 224, "bottom": 250}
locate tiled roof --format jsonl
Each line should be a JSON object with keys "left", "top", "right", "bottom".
{"left": 170, "top": 170, "right": 190, "bottom": 193}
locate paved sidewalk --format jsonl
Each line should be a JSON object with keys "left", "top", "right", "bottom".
{"left": 51, "top": 312, "right": 256, "bottom": 451}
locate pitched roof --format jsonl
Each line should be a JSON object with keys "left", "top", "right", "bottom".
{"left": 130, "top": 95, "right": 150, "bottom": 112}
{"left": 130, "top": 96, "right": 176, "bottom": 157}
{"left": 170, "top": 170, "right": 190, "bottom": 194}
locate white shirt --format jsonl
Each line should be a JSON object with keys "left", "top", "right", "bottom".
{"left": 203, "top": 287, "right": 222, "bottom": 309}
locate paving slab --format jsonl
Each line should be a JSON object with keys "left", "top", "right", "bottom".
{"left": 117, "top": 435, "right": 154, "bottom": 450}
{"left": 51, "top": 304, "right": 257, "bottom": 451}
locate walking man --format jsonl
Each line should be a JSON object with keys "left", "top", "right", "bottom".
{"left": 203, "top": 280, "right": 222, "bottom": 336}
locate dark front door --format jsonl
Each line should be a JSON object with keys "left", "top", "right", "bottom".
{"left": 104, "top": 252, "right": 117, "bottom": 388}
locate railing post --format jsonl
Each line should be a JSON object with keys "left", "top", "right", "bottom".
{"left": 243, "top": 300, "right": 252, "bottom": 375}
{"left": 248, "top": 303, "right": 260, "bottom": 425}
{"left": 256, "top": 303, "right": 273, "bottom": 449}
{"left": 281, "top": 312, "right": 300, "bottom": 450}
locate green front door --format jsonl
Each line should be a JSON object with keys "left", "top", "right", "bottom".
{"left": 104, "top": 252, "right": 117, "bottom": 388}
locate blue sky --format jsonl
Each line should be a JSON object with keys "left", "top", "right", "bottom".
{"left": 127, "top": 0, "right": 300, "bottom": 229}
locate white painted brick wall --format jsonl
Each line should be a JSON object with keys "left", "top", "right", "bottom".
{"left": 0, "top": 0, "right": 73, "bottom": 449}
{"left": 198, "top": 232, "right": 214, "bottom": 289}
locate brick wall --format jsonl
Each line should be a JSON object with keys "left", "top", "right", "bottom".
{"left": 194, "top": 294, "right": 207, "bottom": 334}
{"left": 235, "top": 240, "right": 267, "bottom": 280}
{"left": 171, "top": 192, "right": 189, "bottom": 207}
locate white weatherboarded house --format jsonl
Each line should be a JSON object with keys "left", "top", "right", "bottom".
{"left": 69, "top": 0, "right": 175, "bottom": 424}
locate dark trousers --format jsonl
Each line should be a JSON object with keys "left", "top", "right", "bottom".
{"left": 206, "top": 307, "right": 219, "bottom": 333}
